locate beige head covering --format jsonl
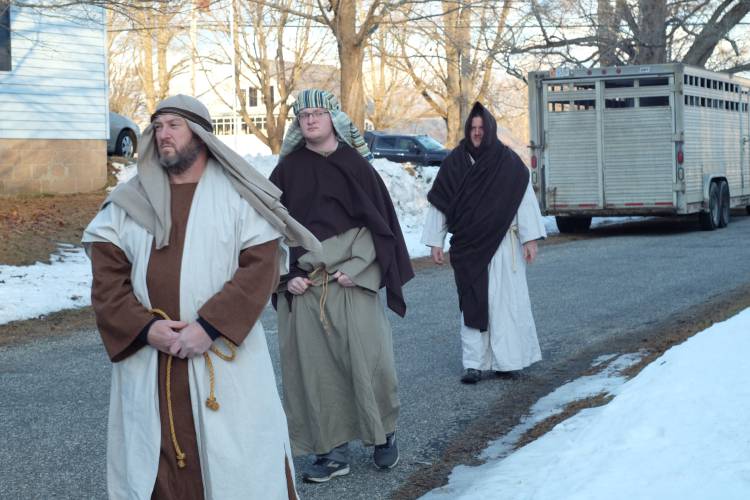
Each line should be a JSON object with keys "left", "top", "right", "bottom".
{"left": 105, "top": 94, "right": 320, "bottom": 252}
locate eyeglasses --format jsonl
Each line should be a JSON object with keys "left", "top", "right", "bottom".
{"left": 298, "top": 110, "right": 328, "bottom": 122}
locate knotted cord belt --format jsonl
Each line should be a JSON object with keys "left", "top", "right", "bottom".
{"left": 307, "top": 266, "right": 332, "bottom": 334}
{"left": 509, "top": 224, "right": 520, "bottom": 272}
{"left": 149, "top": 308, "right": 237, "bottom": 469}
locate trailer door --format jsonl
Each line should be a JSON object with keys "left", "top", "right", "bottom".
{"left": 543, "top": 80, "right": 602, "bottom": 209}
{"left": 601, "top": 76, "right": 676, "bottom": 208}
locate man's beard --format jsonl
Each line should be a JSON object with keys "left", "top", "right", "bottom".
{"left": 158, "top": 136, "right": 203, "bottom": 175}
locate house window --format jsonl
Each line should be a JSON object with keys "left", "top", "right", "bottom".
{"left": 0, "top": 2, "right": 10, "bottom": 71}
{"left": 247, "top": 87, "right": 257, "bottom": 107}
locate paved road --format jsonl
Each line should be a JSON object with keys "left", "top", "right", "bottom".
{"left": 2, "top": 214, "right": 749, "bottom": 499}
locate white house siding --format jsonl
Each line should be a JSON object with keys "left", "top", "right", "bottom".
{"left": 0, "top": 4, "right": 107, "bottom": 195}
{"left": 0, "top": 4, "right": 107, "bottom": 140}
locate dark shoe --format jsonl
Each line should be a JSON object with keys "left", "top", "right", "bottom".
{"left": 494, "top": 370, "right": 520, "bottom": 380}
{"left": 374, "top": 432, "right": 399, "bottom": 469}
{"left": 461, "top": 368, "right": 481, "bottom": 384}
{"left": 302, "top": 457, "right": 350, "bottom": 483}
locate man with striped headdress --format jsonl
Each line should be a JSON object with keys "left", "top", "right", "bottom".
{"left": 83, "top": 95, "right": 318, "bottom": 499}
{"left": 270, "top": 89, "right": 414, "bottom": 483}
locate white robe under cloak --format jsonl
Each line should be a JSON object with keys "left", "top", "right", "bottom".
{"left": 83, "top": 161, "right": 296, "bottom": 500}
{"left": 421, "top": 180, "right": 547, "bottom": 371}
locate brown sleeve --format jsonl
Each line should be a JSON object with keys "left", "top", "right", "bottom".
{"left": 90, "top": 242, "right": 157, "bottom": 362}
{"left": 198, "top": 239, "right": 280, "bottom": 346}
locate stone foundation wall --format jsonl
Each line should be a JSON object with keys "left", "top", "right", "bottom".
{"left": 0, "top": 139, "right": 107, "bottom": 195}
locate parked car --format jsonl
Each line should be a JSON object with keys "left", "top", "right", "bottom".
{"left": 108, "top": 111, "right": 141, "bottom": 159}
{"left": 364, "top": 131, "right": 450, "bottom": 166}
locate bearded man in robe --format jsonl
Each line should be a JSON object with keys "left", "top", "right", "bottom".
{"left": 83, "top": 95, "right": 319, "bottom": 499}
{"left": 270, "top": 89, "right": 414, "bottom": 483}
{"left": 422, "top": 101, "right": 546, "bottom": 384}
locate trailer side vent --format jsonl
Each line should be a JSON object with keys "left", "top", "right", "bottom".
{"left": 640, "top": 96, "right": 669, "bottom": 107}
{"left": 639, "top": 77, "right": 669, "bottom": 87}
{"left": 605, "top": 97, "right": 635, "bottom": 108}
{"left": 604, "top": 79, "right": 634, "bottom": 88}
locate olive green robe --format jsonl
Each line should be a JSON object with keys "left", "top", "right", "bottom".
{"left": 277, "top": 226, "right": 399, "bottom": 456}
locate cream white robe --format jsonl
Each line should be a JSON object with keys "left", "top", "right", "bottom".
{"left": 83, "top": 161, "right": 295, "bottom": 500}
{"left": 421, "top": 180, "right": 546, "bottom": 371}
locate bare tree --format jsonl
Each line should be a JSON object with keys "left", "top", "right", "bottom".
{"left": 364, "top": 29, "right": 416, "bottom": 130}
{"left": 258, "top": 0, "right": 430, "bottom": 131}
{"left": 107, "top": 9, "right": 145, "bottom": 118}
{"left": 504, "top": 0, "right": 750, "bottom": 74}
{"left": 395, "top": 0, "right": 515, "bottom": 146}
{"left": 198, "top": 0, "right": 327, "bottom": 153}
{"left": 127, "top": 1, "right": 190, "bottom": 114}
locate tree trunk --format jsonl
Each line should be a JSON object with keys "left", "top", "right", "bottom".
{"left": 334, "top": 0, "right": 367, "bottom": 130}
{"left": 635, "top": 0, "right": 667, "bottom": 64}
{"left": 597, "top": 0, "right": 618, "bottom": 65}
{"left": 443, "top": 1, "right": 464, "bottom": 148}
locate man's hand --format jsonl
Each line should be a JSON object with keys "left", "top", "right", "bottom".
{"left": 332, "top": 271, "right": 355, "bottom": 288}
{"left": 169, "top": 322, "right": 213, "bottom": 359}
{"left": 431, "top": 246, "right": 445, "bottom": 265}
{"left": 147, "top": 319, "right": 187, "bottom": 355}
{"left": 523, "top": 240, "right": 538, "bottom": 264}
{"left": 288, "top": 276, "right": 312, "bottom": 295}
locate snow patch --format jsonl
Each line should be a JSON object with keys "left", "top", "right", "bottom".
{"left": 0, "top": 246, "right": 92, "bottom": 324}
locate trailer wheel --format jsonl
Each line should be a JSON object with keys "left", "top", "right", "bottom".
{"left": 555, "top": 216, "right": 592, "bottom": 233}
{"left": 698, "top": 181, "right": 720, "bottom": 230}
{"left": 718, "top": 180, "right": 730, "bottom": 228}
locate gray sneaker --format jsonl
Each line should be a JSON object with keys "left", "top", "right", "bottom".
{"left": 302, "top": 457, "right": 350, "bottom": 483}
{"left": 373, "top": 432, "right": 399, "bottom": 469}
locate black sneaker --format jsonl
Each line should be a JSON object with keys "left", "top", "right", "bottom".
{"left": 302, "top": 457, "right": 350, "bottom": 483}
{"left": 461, "top": 368, "right": 481, "bottom": 384}
{"left": 494, "top": 370, "right": 520, "bottom": 380}
{"left": 373, "top": 432, "right": 399, "bottom": 469}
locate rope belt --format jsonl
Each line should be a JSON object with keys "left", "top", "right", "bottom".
{"left": 307, "top": 266, "right": 332, "bottom": 334}
{"left": 149, "top": 308, "right": 237, "bottom": 469}
{"left": 510, "top": 224, "right": 519, "bottom": 272}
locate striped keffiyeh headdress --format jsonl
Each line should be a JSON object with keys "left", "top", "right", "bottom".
{"left": 279, "top": 89, "right": 373, "bottom": 161}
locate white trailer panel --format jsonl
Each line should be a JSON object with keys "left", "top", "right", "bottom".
{"left": 528, "top": 64, "right": 750, "bottom": 230}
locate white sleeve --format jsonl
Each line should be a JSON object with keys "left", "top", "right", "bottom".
{"left": 239, "top": 202, "right": 289, "bottom": 276}
{"left": 517, "top": 181, "right": 547, "bottom": 244}
{"left": 421, "top": 204, "right": 449, "bottom": 248}
{"left": 239, "top": 203, "right": 283, "bottom": 249}
{"left": 81, "top": 203, "right": 125, "bottom": 258}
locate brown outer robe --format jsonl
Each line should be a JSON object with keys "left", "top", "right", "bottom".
{"left": 90, "top": 183, "right": 296, "bottom": 500}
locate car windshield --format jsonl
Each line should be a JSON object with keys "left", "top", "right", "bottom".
{"left": 415, "top": 136, "right": 444, "bottom": 151}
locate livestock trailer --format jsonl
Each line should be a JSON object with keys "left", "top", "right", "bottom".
{"left": 528, "top": 63, "right": 750, "bottom": 231}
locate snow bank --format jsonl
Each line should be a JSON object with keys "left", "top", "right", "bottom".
{"left": 423, "top": 308, "right": 750, "bottom": 500}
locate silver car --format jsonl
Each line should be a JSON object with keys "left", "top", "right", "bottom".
{"left": 108, "top": 111, "right": 141, "bottom": 159}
